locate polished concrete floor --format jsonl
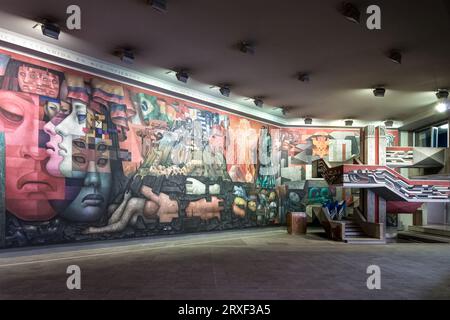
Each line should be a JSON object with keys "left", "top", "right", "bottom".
{"left": 1, "top": 227, "right": 450, "bottom": 300}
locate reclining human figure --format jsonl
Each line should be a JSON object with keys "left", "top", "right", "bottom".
{"left": 84, "top": 177, "right": 223, "bottom": 234}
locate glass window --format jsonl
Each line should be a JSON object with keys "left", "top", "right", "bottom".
{"left": 414, "top": 122, "right": 448, "bottom": 148}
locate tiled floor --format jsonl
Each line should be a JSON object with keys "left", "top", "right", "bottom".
{"left": 0, "top": 227, "right": 449, "bottom": 300}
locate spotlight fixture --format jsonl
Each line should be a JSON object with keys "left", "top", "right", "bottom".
{"left": 298, "top": 73, "right": 310, "bottom": 83}
{"left": 219, "top": 85, "right": 231, "bottom": 97}
{"left": 341, "top": 2, "right": 361, "bottom": 24}
{"left": 373, "top": 87, "right": 386, "bottom": 97}
{"left": 280, "top": 106, "right": 294, "bottom": 116}
{"left": 253, "top": 98, "right": 264, "bottom": 108}
{"left": 239, "top": 41, "right": 255, "bottom": 55}
{"left": 176, "top": 70, "right": 189, "bottom": 83}
{"left": 388, "top": 50, "right": 402, "bottom": 64}
{"left": 304, "top": 117, "right": 313, "bottom": 125}
{"left": 384, "top": 120, "right": 394, "bottom": 127}
{"left": 37, "top": 20, "right": 60, "bottom": 40}
{"left": 436, "top": 89, "right": 449, "bottom": 100}
{"left": 119, "top": 49, "right": 135, "bottom": 64}
{"left": 148, "top": 0, "right": 167, "bottom": 13}
{"left": 345, "top": 119, "right": 354, "bottom": 126}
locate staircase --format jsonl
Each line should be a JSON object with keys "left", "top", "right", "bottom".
{"left": 343, "top": 218, "right": 386, "bottom": 244}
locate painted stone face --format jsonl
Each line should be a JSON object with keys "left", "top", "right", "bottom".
{"left": 43, "top": 101, "right": 71, "bottom": 177}
{"left": 0, "top": 90, "right": 65, "bottom": 221}
{"left": 54, "top": 100, "right": 87, "bottom": 178}
{"left": 59, "top": 136, "right": 112, "bottom": 222}
{"left": 17, "top": 65, "right": 59, "bottom": 98}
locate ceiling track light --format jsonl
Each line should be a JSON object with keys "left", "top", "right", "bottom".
{"left": 345, "top": 119, "right": 354, "bottom": 126}
{"left": 304, "top": 117, "right": 313, "bottom": 125}
{"left": 436, "top": 89, "right": 449, "bottom": 100}
{"left": 34, "top": 19, "right": 60, "bottom": 40}
{"left": 239, "top": 41, "right": 255, "bottom": 55}
{"left": 147, "top": 0, "right": 167, "bottom": 13}
{"left": 341, "top": 2, "right": 361, "bottom": 24}
{"left": 114, "top": 48, "right": 135, "bottom": 64}
{"left": 388, "top": 50, "right": 402, "bottom": 64}
{"left": 253, "top": 97, "right": 264, "bottom": 108}
{"left": 384, "top": 120, "right": 394, "bottom": 127}
{"left": 298, "top": 73, "right": 310, "bottom": 83}
{"left": 281, "top": 106, "right": 295, "bottom": 116}
{"left": 175, "top": 69, "right": 189, "bottom": 83}
{"left": 373, "top": 86, "right": 386, "bottom": 97}
{"left": 219, "top": 85, "right": 231, "bottom": 97}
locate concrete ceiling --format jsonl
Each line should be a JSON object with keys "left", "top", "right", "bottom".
{"left": 0, "top": 0, "right": 449, "bottom": 122}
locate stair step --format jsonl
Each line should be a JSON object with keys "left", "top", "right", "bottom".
{"left": 408, "top": 226, "right": 450, "bottom": 238}
{"left": 345, "top": 226, "right": 362, "bottom": 230}
{"left": 345, "top": 238, "right": 386, "bottom": 244}
{"left": 397, "top": 231, "right": 450, "bottom": 243}
{"left": 345, "top": 232, "right": 365, "bottom": 236}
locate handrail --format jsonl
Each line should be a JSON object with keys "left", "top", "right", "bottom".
{"left": 354, "top": 207, "right": 384, "bottom": 240}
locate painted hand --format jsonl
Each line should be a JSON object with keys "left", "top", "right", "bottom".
{"left": 186, "top": 178, "right": 206, "bottom": 195}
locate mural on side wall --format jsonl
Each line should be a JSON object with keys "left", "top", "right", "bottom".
{"left": 0, "top": 49, "right": 398, "bottom": 248}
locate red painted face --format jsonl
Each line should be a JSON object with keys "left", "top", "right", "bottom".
{"left": 0, "top": 90, "right": 65, "bottom": 221}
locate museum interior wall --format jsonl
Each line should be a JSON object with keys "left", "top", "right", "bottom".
{"left": 0, "top": 48, "right": 400, "bottom": 248}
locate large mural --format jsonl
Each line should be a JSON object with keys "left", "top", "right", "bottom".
{"left": 0, "top": 49, "right": 398, "bottom": 248}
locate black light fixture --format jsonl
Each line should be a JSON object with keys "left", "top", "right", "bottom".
{"left": 39, "top": 20, "right": 60, "bottom": 40}
{"left": 388, "top": 50, "right": 402, "bottom": 64}
{"left": 384, "top": 120, "right": 394, "bottom": 127}
{"left": 219, "top": 85, "right": 231, "bottom": 97}
{"left": 239, "top": 41, "right": 255, "bottom": 55}
{"left": 345, "top": 119, "right": 354, "bottom": 126}
{"left": 148, "top": 0, "right": 167, "bottom": 13}
{"left": 436, "top": 89, "right": 449, "bottom": 100}
{"left": 304, "top": 117, "right": 313, "bottom": 125}
{"left": 176, "top": 70, "right": 189, "bottom": 83}
{"left": 298, "top": 73, "right": 310, "bottom": 83}
{"left": 280, "top": 106, "right": 294, "bottom": 116}
{"left": 254, "top": 97, "right": 264, "bottom": 107}
{"left": 341, "top": 2, "right": 361, "bottom": 24}
{"left": 373, "top": 87, "right": 386, "bottom": 97}
{"left": 119, "top": 49, "right": 135, "bottom": 64}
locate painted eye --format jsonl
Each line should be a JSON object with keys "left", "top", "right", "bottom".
{"left": 77, "top": 113, "right": 87, "bottom": 123}
{"left": 97, "top": 158, "right": 108, "bottom": 167}
{"left": 73, "top": 140, "right": 86, "bottom": 149}
{"left": 0, "top": 105, "right": 24, "bottom": 124}
{"left": 72, "top": 155, "right": 86, "bottom": 164}
{"left": 141, "top": 101, "right": 148, "bottom": 112}
{"left": 97, "top": 144, "right": 107, "bottom": 152}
